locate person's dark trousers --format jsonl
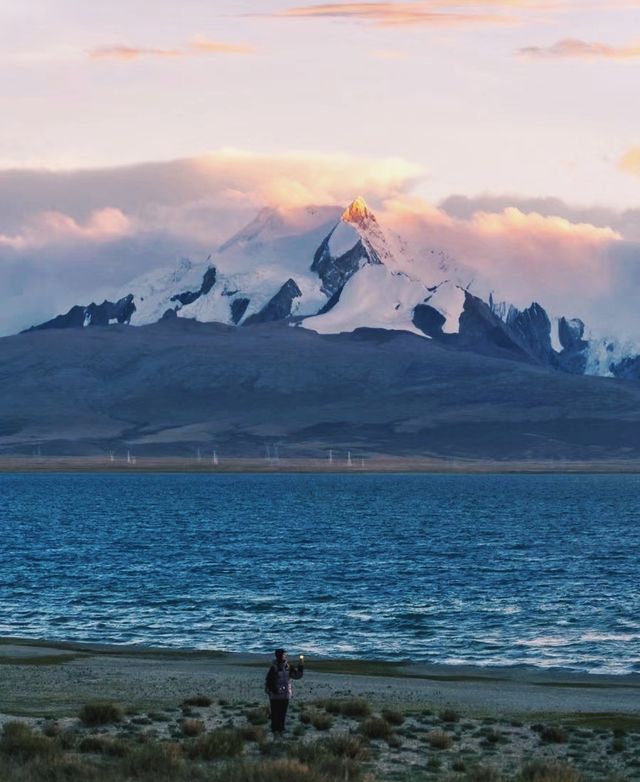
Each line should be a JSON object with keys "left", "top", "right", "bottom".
{"left": 270, "top": 698, "right": 289, "bottom": 733}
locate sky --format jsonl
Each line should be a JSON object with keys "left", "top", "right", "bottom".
{"left": 1, "top": 0, "right": 640, "bottom": 334}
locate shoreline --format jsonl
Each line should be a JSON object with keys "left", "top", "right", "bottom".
{"left": 2, "top": 635, "right": 639, "bottom": 681}
{"left": 4, "top": 456, "right": 640, "bottom": 474}
{"left": 2, "top": 637, "right": 639, "bottom": 721}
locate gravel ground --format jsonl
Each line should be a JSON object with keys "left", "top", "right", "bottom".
{"left": 1, "top": 639, "right": 639, "bottom": 720}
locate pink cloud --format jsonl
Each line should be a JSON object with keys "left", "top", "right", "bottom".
{"left": 517, "top": 38, "right": 640, "bottom": 60}
{"left": 276, "top": 5, "right": 506, "bottom": 26}
{"left": 382, "top": 196, "right": 622, "bottom": 306}
{"left": 265, "top": 1, "right": 580, "bottom": 27}
{"left": 89, "top": 37, "right": 255, "bottom": 61}
{"left": 0, "top": 208, "right": 133, "bottom": 249}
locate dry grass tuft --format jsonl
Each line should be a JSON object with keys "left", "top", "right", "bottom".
{"left": 181, "top": 718, "right": 204, "bottom": 737}
{"left": 190, "top": 728, "right": 244, "bottom": 760}
{"left": 210, "top": 758, "right": 326, "bottom": 781}
{"left": 310, "top": 712, "right": 333, "bottom": 731}
{"left": 426, "top": 729, "right": 453, "bottom": 750}
{"left": 78, "top": 701, "right": 123, "bottom": 726}
{"left": 78, "top": 736, "right": 129, "bottom": 757}
{"left": 518, "top": 759, "right": 580, "bottom": 782}
{"left": 245, "top": 706, "right": 269, "bottom": 726}
{"left": 465, "top": 765, "right": 502, "bottom": 781}
{"left": 183, "top": 694, "right": 213, "bottom": 707}
{"left": 317, "top": 698, "right": 372, "bottom": 718}
{"left": 539, "top": 726, "right": 569, "bottom": 744}
{"left": 322, "top": 733, "right": 369, "bottom": 760}
{"left": 121, "top": 741, "right": 184, "bottom": 777}
{"left": 239, "top": 725, "right": 266, "bottom": 743}
{"left": 0, "top": 722, "right": 57, "bottom": 760}
{"left": 381, "top": 708, "right": 405, "bottom": 726}
{"left": 359, "top": 717, "right": 391, "bottom": 740}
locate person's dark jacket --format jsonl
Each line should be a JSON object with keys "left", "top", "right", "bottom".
{"left": 265, "top": 659, "right": 303, "bottom": 700}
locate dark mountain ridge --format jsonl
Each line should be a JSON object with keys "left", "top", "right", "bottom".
{"left": 2, "top": 318, "right": 640, "bottom": 460}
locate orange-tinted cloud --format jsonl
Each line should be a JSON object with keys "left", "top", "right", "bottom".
{"left": 264, "top": 1, "right": 583, "bottom": 27}
{"left": 265, "top": 2, "right": 530, "bottom": 27}
{"left": 382, "top": 196, "right": 621, "bottom": 305}
{"left": 89, "top": 37, "right": 255, "bottom": 61}
{"left": 517, "top": 38, "right": 640, "bottom": 60}
{"left": 618, "top": 148, "right": 640, "bottom": 176}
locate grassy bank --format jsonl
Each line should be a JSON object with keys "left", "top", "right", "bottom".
{"left": 2, "top": 640, "right": 639, "bottom": 779}
{"left": 1, "top": 694, "right": 638, "bottom": 781}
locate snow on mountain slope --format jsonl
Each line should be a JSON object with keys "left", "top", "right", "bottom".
{"left": 585, "top": 335, "right": 640, "bottom": 378}
{"left": 303, "top": 265, "right": 429, "bottom": 336}
{"left": 303, "top": 197, "right": 469, "bottom": 337}
{"left": 220, "top": 204, "right": 341, "bottom": 254}
{"left": 425, "top": 282, "right": 467, "bottom": 334}
{"left": 327, "top": 219, "right": 361, "bottom": 259}
{"left": 123, "top": 205, "right": 339, "bottom": 326}
{"left": 121, "top": 196, "right": 464, "bottom": 334}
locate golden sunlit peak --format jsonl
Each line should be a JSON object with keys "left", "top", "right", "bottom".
{"left": 342, "top": 196, "right": 374, "bottom": 225}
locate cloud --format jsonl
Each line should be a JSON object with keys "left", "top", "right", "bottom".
{"left": 263, "top": 1, "right": 640, "bottom": 28}
{"left": 0, "top": 208, "right": 134, "bottom": 250}
{"left": 381, "top": 194, "right": 635, "bottom": 335}
{"left": 88, "top": 37, "right": 255, "bottom": 61}
{"left": 440, "top": 193, "right": 640, "bottom": 242}
{"left": 261, "top": 1, "right": 542, "bottom": 27}
{"left": 619, "top": 147, "right": 640, "bottom": 177}
{"left": 517, "top": 38, "right": 640, "bottom": 60}
{"left": 0, "top": 150, "right": 422, "bottom": 235}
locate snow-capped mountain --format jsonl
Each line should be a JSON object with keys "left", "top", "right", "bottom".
{"left": 27, "top": 197, "right": 640, "bottom": 382}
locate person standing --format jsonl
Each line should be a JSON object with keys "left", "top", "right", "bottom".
{"left": 265, "top": 648, "right": 303, "bottom": 735}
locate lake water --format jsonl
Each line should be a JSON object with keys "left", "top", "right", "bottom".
{"left": 0, "top": 472, "right": 639, "bottom": 674}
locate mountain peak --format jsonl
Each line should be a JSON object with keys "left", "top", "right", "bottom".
{"left": 342, "top": 196, "right": 374, "bottom": 225}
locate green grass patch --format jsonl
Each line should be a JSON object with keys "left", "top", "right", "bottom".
{"left": 0, "top": 636, "right": 228, "bottom": 660}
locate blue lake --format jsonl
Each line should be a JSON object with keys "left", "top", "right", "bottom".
{"left": 0, "top": 472, "right": 639, "bottom": 674}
